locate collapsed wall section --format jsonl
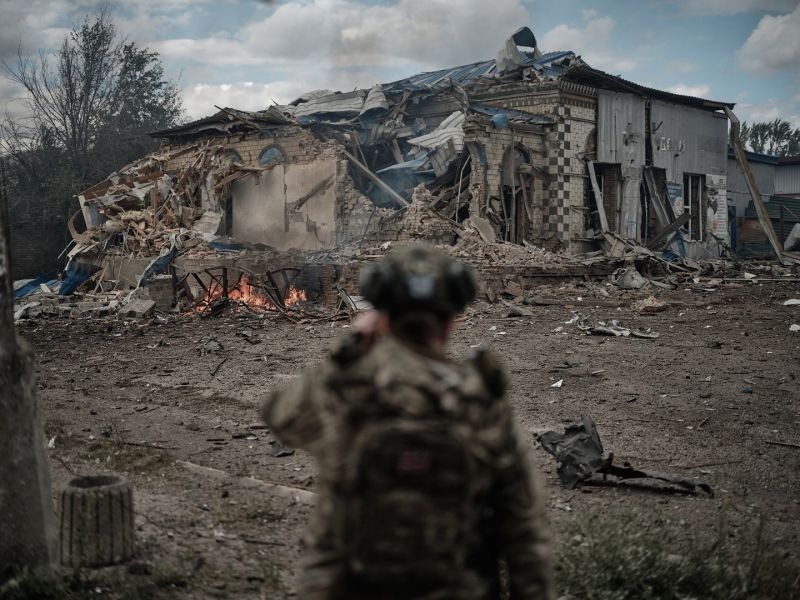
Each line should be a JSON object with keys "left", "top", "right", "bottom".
{"left": 160, "top": 127, "right": 391, "bottom": 250}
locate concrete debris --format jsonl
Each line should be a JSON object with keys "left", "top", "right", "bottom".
{"left": 572, "top": 313, "right": 659, "bottom": 339}
{"left": 121, "top": 300, "right": 155, "bottom": 319}
{"left": 790, "top": 324, "right": 800, "bottom": 332}
{"left": 784, "top": 299, "right": 800, "bottom": 306}
{"left": 613, "top": 268, "right": 648, "bottom": 290}
{"left": 504, "top": 303, "right": 533, "bottom": 317}
{"left": 14, "top": 302, "right": 41, "bottom": 321}
{"left": 632, "top": 296, "right": 670, "bottom": 314}
{"left": 785, "top": 223, "right": 800, "bottom": 252}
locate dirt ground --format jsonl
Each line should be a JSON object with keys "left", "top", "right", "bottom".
{"left": 23, "top": 275, "right": 800, "bottom": 598}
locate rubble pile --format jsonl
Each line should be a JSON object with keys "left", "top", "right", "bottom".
{"left": 74, "top": 143, "right": 261, "bottom": 258}
{"left": 449, "top": 226, "right": 580, "bottom": 267}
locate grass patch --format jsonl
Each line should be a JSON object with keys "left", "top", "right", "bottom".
{"left": 214, "top": 499, "right": 280, "bottom": 524}
{"left": 81, "top": 442, "right": 171, "bottom": 474}
{"left": 0, "top": 568, "right": 72, "bottom": 600}
{"left": 1, "top": 564, "right": 189, "bottom": 600}
{"left": 555, "top": 508, "right": 800, "bottom": 600}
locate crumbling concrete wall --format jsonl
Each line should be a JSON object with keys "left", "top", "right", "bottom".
{"left": 159, "top": 129, "right": 392, "bottom": 250}
{"left": 333, "top": 157, "right": 392, "bottom": 246}
{"left": 360, "top": 186, "right": 458, "bottom": 246}
{"left": 231, "top": 155, "right": 337, "bottom": 250}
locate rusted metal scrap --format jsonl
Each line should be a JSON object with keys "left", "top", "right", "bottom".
{"left": 539, "top": 416, "right": 713, "bottom": 497}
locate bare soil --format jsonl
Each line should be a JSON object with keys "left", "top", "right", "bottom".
{"left": 25, "top": 278, "right": 800, "bottom": 598}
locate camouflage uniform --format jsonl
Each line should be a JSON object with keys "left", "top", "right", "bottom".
{"left": 261, "top": 333, "right": 554, "bottom": 599}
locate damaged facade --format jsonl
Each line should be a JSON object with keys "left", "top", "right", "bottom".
{"left": 140, "top": 28, "right": 735, "bottom": 256}
{"left": 57, "top": 26, "right": 761, "bottom": 309}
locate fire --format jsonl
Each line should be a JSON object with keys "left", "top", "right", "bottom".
{"left": 285, "top": 286, "right": 307, "bottom": 306}
{"left": 194, "top": 274, "right": 306, "bottom": 313}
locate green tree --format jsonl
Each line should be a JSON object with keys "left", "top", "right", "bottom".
{"left": 91, "top": 42, "right": 184, "bottom": 181}
{"left": 740, "top": 118, "right": 800, "bottom": 157}
{"left": 0, "top": 11, "right": 184, "bottom": 274}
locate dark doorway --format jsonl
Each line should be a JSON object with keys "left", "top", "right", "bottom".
{"left": 501, "top": 146, "right": 531, "bottom": 244}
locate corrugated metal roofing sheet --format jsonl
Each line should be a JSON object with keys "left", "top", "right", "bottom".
{"left": 470, "top": 103, "right": 555, "bottom": 125}
{"left": 150, "top": 106, "right": 291, "bottom": 137}
{"left": 289, "top": 90, "right": 367, "bottom": 119}
{"left": 727, "top": 147, "right": 780, "bottom": 165}
{"left": 381, "top": 51, "right": 576, "bottom": 93}
{"left": 565, "top": 65, "right": 734, "bottom": 110}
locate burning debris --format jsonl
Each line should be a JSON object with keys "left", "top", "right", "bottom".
{"left": 191, "top": 272, "right": 307, "bottom": 317}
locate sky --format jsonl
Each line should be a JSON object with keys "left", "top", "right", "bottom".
{"left": 1, "top": 0, "right": 799, "bottom": 126}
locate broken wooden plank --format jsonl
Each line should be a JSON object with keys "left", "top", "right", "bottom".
{"left": 646, "top": 212, "right": 691, "bottom": 250}
{"left": 764, "top": 440, "right": 800, "bottom": 450}
{"left": 177, "top": 460, "right": 316, "bottom": 504}
{"left": 643, "top": 167, "right": 675, "bottom": 228}
{"left": 213, "top": 105, "right": 262, "bottom": 131}
{"left": 291, "top": 175, "right": 334, "bottom": 211}
{"left": 342, "top": 149, "right": 409, "bottom": 207}
{"left": 587, "top": 160, "right": 609, "bottom": 233}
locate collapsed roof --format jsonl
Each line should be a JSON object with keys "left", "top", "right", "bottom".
{"left": 62, "top": 26, "right": 740, "bottom": 300}
{"left": 150, "top": 26, "right": 732, "bottom": 141}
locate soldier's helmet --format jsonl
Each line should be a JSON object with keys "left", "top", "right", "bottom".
{"left": 360, "top": 244, "right": 477, "bottom": 317}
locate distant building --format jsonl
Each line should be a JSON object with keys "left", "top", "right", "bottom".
{"left": 727, "top": 150, "right": 800, "bottom": 255}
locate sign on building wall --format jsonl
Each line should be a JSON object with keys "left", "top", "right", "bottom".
{"left": 705, "top": 174, "right": 729, "bottom": 244}
{"left": 666, "top": 182, "right": 683, "bottom": 216}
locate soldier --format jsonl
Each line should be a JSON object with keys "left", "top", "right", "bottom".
{"left": 260, "top": 245, "right": 553, "bottom": 599}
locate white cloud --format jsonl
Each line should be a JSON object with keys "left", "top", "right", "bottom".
{"left": 738, "top": 4, "right": 800, "bottom": 74}
{"left": 152, "top": 38, "right": 267, "bottom": 67}
{"left": 237, "top": 0, "right": 528, "bottom": 71}
{"left": 182, "top": 81, "right": 309, "bottom": 119}
{"left": 735, "top": 94, "right": 800, "bottom": 128}
{"left": 152, "top": 0, "right": 531, "bottom": 110}
{"left": 539, "top": 15, "right": 636, "bottom": 73}
{"left": 0, "top": 0, "right": 72, "bottom": 60}
{"left": 668, "top": 82, "right": 712, "bottom": 97}
{"left": 666, "top": 59, "right": 699, "bottom": 74}
{"left": 677, "top": 0, "right": 799, "bottom": 15}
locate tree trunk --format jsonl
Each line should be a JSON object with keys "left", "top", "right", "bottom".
{"left": 59, "top": 475, "right": 134, "bottom": 567}
{"left": 0, "top": 162, "right": 57, "bottom": 576}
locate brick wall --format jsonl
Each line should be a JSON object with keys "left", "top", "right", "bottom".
{"left": 162, "top": 127, "right": 337, "bottom": 172}
{"left": 464, "top": 81, "right": 598, "bottom": 251}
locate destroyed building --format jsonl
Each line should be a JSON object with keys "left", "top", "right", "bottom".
{"left": 55, "top": 25, "right": 792, "bottom": 313}
{"left": 138, "top": 27, "right": 735, "bottom": 254}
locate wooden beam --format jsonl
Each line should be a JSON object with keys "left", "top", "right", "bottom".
{"left": 587, "top": 160, "right": 609, "bottom": 233}
{"left": 342, "top": 149, "right": 409, "bottom": 207}
{"left": 643, "top": 167, "right": 675, "bottom": 228}
{"left": 725, "top": 107, "right": 800, "bottom": 265}
{"left": 646, "top": 211, "right": 691, "bottom": 250}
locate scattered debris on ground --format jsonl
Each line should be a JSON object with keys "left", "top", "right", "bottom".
{"left": 539, "top": 416, "right": 713, "bottom": 497}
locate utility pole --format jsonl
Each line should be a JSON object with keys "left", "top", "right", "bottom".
{"left": 0, "top": 157, "right": 57, "bottom": 576}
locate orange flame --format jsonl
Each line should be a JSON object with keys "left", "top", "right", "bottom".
{"left": 285, "top": 286, "right": 307, "bottom": 306}
{"left": 194, "top": 274, "right": 306, "bottom": 313}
